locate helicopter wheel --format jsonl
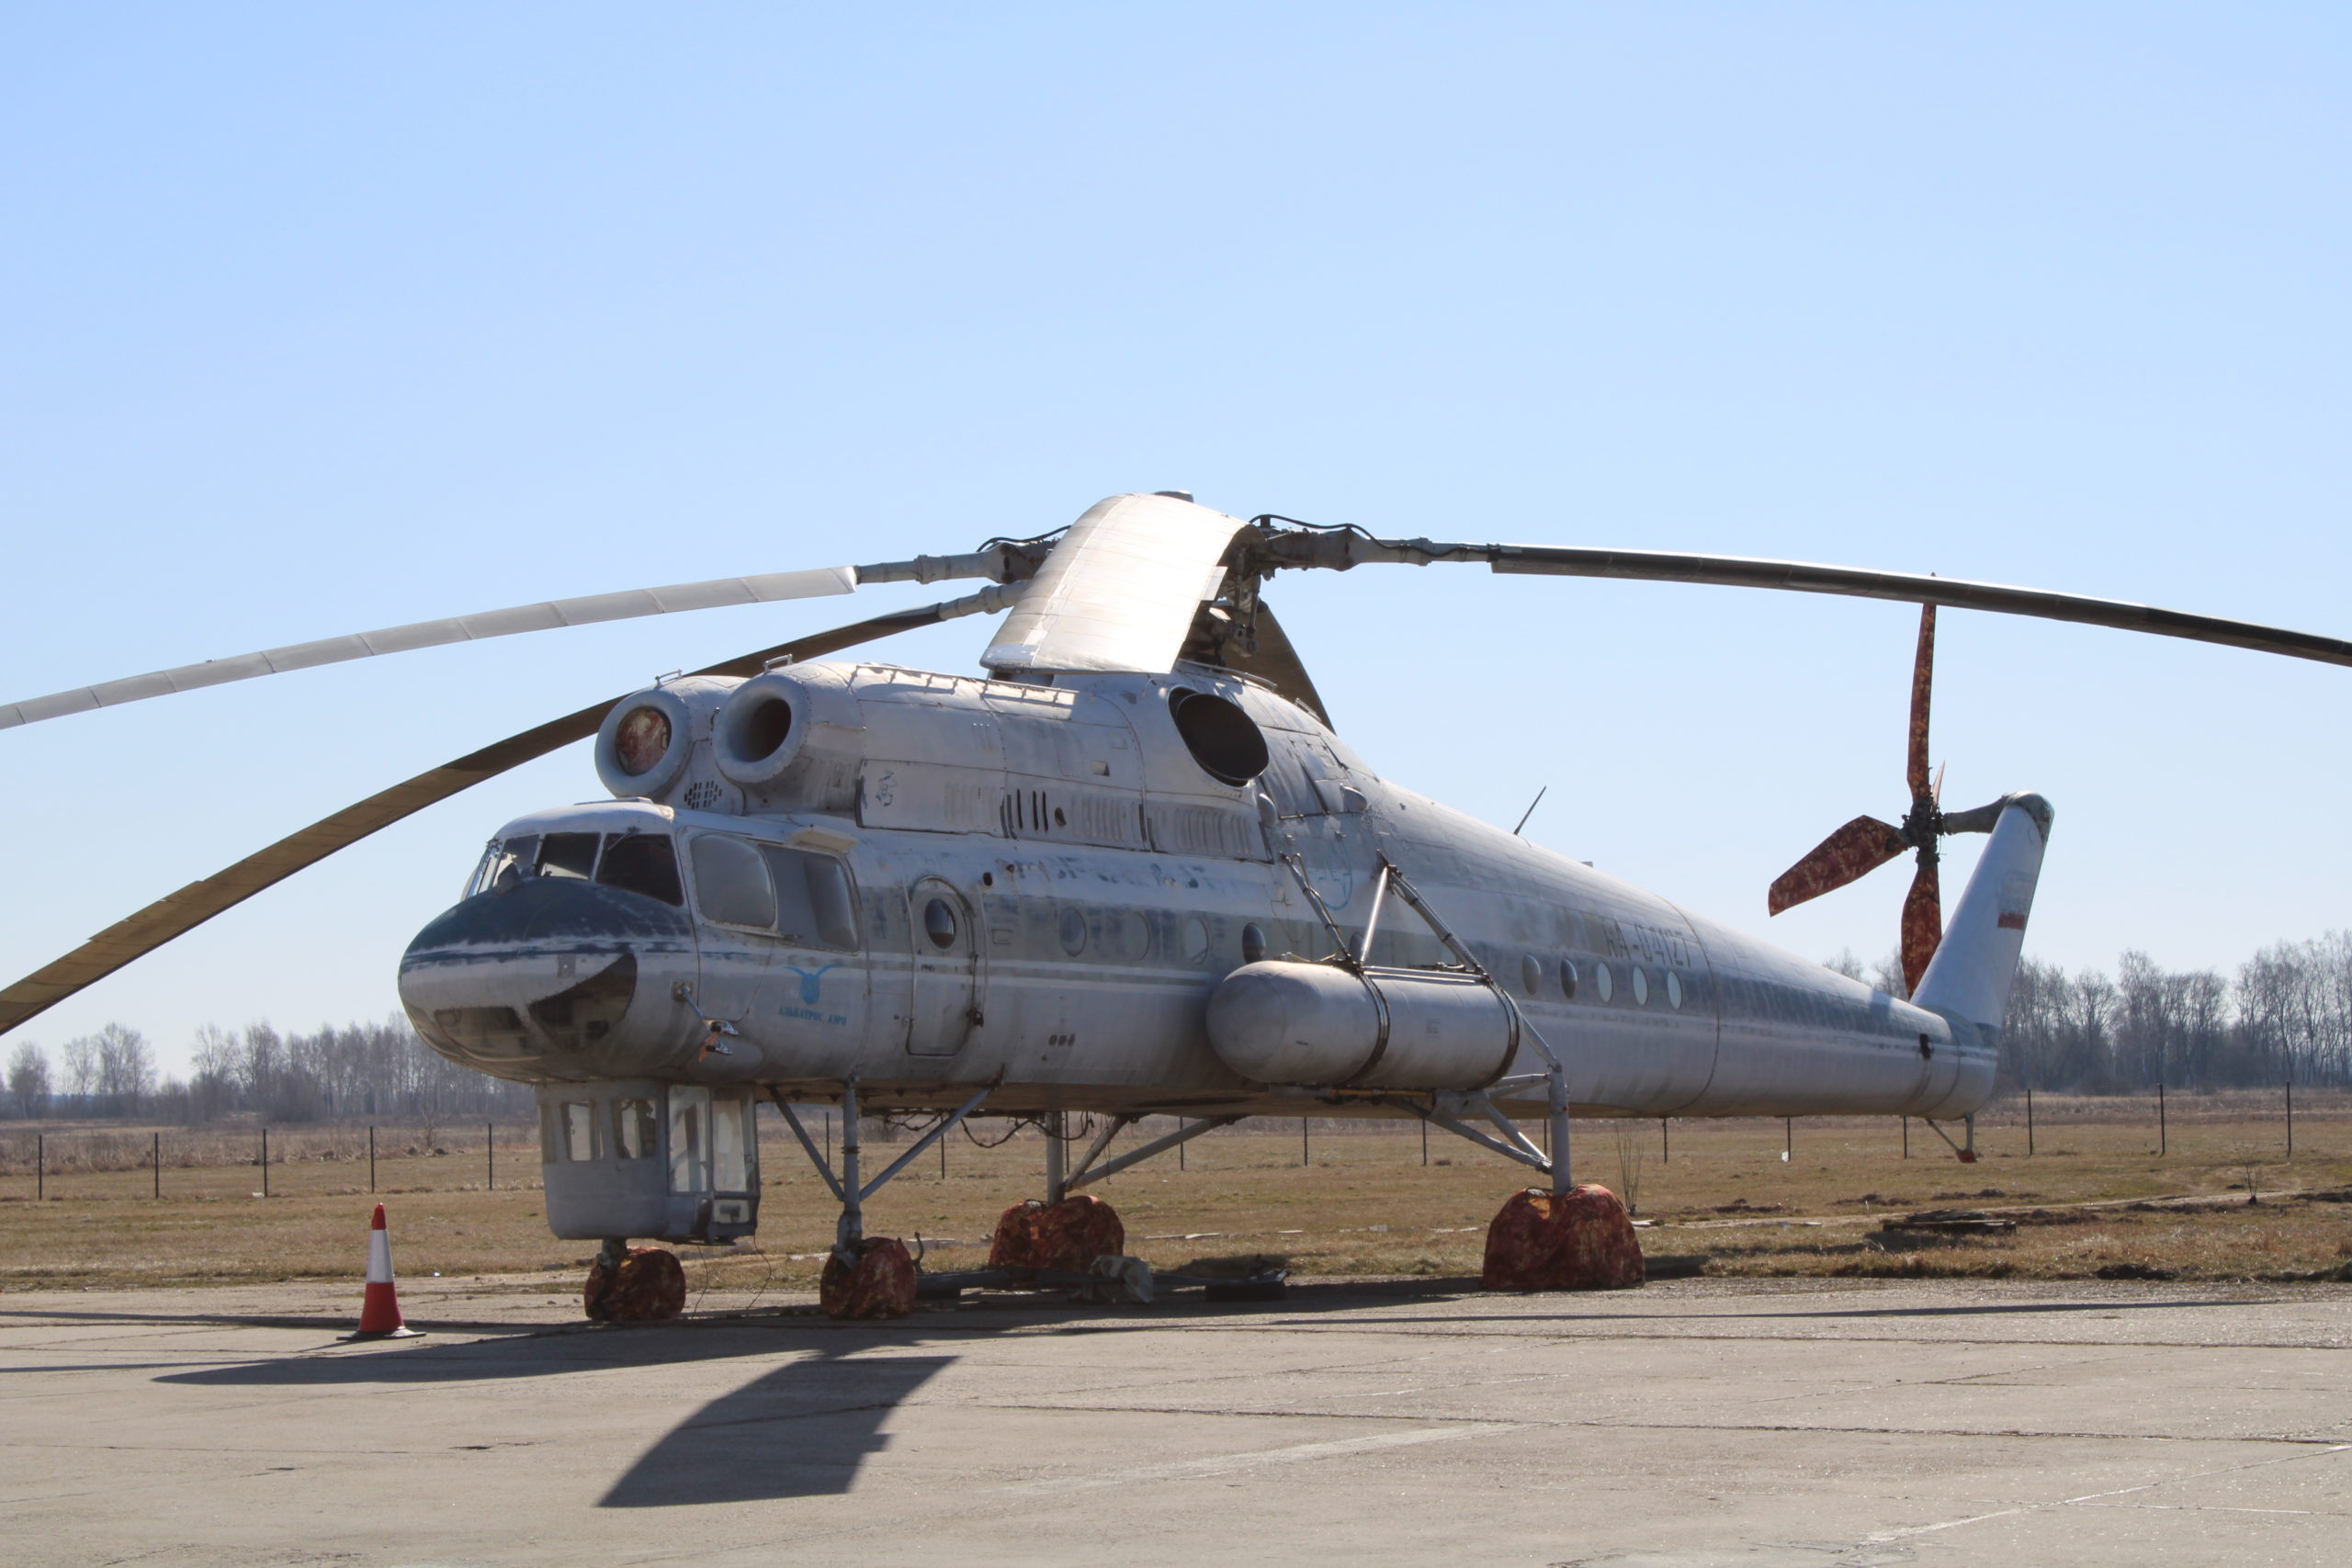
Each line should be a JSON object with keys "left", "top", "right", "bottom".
{"left": 582, "top": 1241, "right": 685, "bottom": 1322}
{"left": 820, "top": 1235, "right": 917, "bottom": 1319}
{"left": 1479, "top": 1185, "right": 1645, "bottom": 1292}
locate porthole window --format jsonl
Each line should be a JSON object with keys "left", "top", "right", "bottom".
{"left": 923, "top": 897, "right": 959, "bottom": 950}
{"left": 1666, "top": 971, "right": 1684, "bottom": 1010}
{"left": 1058, "top": 906, "right": 1088, "bottom": 956}
{"left": 1558, "top": 959, "right": 1579, "bottom": 1000}
{"left": 1594, "top": 962, "right": 1614, "bottom": 1003}
{"left": 1182, "top": 917, "right": 1210, "bottom": 963}
{"left": 1520, "top": 954, "right": 1542, "bottom": 996}
{"left": 1631, "top": 966, "right": 1649, "bottom": 1006}
{"left": 1242, "top": 923, "right": 1268, "bottom": 964}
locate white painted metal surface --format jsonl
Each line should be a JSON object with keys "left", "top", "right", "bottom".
{"left": 0, "top": 566, "right": 859, "bottom": 729}
{"left": 1205, "top": 961, "right": 1520, "bottom": 1090}
{"left": 402, "top": 657, "right": 2041, "bottom": 1129}
{"left": 982, "top": 493, "right": 1247, "bottom": 673}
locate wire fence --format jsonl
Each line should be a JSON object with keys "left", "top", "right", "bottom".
{"left": 0, "top": 1087, "right": 2341, "bottom": 1203}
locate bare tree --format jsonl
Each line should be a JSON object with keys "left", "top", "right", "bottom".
{"left": 6, "top": 1042, "right": 50, "bottom": 1120}
{"left": 60, "top": 1034, "right": 97, "bottom": 1102}
{"left": 93, "top": 1023, "right": 155, "bottom": 1114}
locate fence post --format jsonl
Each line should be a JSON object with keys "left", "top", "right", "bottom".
{"left": 1901, "top": 1116, "right": 1908, "bottom": 1159}
{"left": 2026, "top": 1082, "right": 2035, "bottom": 1156}
{"left": 487, "top": 1122, "right": 494, "bottom": 1191}
{"left": 368, "top": 1125, "right": 376, "bottom": 1194}
{"left": 1180, "top": 1118, "right": 1189, "bottom": 1171}
{"left": 153, "top": 1132, "right": 161, "bottom": 1200}
{"left": 2285, "top": 1081, "right": 2293, "bottom": 1156}
{"left": 1301, "top": 1117, "right": 1309, "bottom": 1167}
{"left": 1419, "top": 1118, "right": 1427, "bottom": 1166}
{"left": 1784, "top": 1117, "right": 1793, "bottom": 1160}
{"left": 1660, "top": 1118, "right": 1669, "bottom": 1163}
{"left": 2158, "top": 1083, "right": 2166, "bottom": 1157}
{"left": 35, "top": 1133, "right": 41, "bottom": 1201}
{"left": 261, "top": 1126, "right": 269, "bottom": 1197}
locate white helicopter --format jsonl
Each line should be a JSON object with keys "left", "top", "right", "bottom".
{"left": 6, "top": 492, "right": 2346, "bottom": 1316}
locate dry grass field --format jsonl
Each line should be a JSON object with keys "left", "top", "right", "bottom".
{"left": 2, "top": 1092, "right": 2347, "bottom": 1299}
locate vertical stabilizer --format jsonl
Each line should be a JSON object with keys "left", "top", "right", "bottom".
{"left": 1911, "top": 792, "right": 2053, "bottom": 1032}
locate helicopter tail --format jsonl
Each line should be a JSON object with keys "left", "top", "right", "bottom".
{"left": 1910, "top": 792, "right": 2053, "bottom": 1033}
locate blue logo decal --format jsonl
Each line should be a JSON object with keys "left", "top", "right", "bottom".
{"left": 782, "top": 962, "right": 842, "bottom": 1005}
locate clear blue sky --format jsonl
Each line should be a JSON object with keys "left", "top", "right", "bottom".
{"left": 4, "top": 5, "right": 2346, "bottom": 1072}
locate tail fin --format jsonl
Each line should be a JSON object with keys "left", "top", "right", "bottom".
{"left": 1912, "top": 792, "right": 2053, "bottom": 1032}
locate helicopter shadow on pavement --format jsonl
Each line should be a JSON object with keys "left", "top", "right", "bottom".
{"left": 154, "top": 1320, "right": 954, "bottom": 1505}
{"left": 141, "top": 1281, "right": 1483, "bottom": 1506}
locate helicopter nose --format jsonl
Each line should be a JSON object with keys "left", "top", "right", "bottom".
{"left": 399, "top": 878, "right": 695, "bottom": 1074}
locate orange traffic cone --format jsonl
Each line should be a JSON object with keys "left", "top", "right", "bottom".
{"left": 342, "top": 1203, "right": 424, "bottom": 1340}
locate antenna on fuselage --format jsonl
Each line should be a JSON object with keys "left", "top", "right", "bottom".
{"left": 1511, "top": 785, "right": 1548, "bottom": 837}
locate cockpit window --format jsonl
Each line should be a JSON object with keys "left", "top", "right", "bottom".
{"left": 468, "top": 834, "right": 542, "bottom": 897}
{"left": 690, "top": 834, "right": 777, "bottom": 928}
{"left": 537, "top": 832, "right": 599, "bottom": 881}
{"left": 762, "top": 845, "right": 858, "bottom": 950}
{"left": 688, "top": 832, "right": 859, "bottom": 949}
{"left": 597, "top": 832, "right": 684, "bottom": 906}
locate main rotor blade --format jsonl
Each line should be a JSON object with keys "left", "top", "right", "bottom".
{"left": 1907, "top": 604, "right": 1936, "bottom": 799}
{"left": 1768, "top": 815, "right": 1908, "bottom": 915}
{"left": 1900, "top": 855, "right": 1942, "bottom": 997}
{"left": 1261, "top": 532, "right": 2352, "bottom": 671}
{"left": 0, "top": 586, "right": 1014, "bottom": 1036}
{"left": 1, "top": 549, "right": 1010, "bottom": 731}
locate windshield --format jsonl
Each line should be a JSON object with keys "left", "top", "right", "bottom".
{"left": 464, "top": 829, "right": 684, "bottom": 906}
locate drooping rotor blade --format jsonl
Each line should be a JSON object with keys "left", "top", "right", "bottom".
{"left": 1907, "top": 605, "right": 1936, "bottom": 799}
{"left": 984, "top": 493, "right": 1251, "bottom": 674}
{"left": 1, "top": 549, "right": 1010, "bottom": 731}
{"left": 1768, "top": 815, "right": 1909, "bottom": 916}
{"left": 0, "top": 584, "right": 1017, "bottom": 1037}
{"left": 1900, "top": 856, "right": 1942, "bottom": 997}
{"left": 1256, "top": 531, "right": 2352, "bottom": 671}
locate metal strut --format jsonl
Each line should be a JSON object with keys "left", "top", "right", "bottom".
{"left": 770, "top": 1082, "right": 993, "bottom": 1265}
{"left": 1374, "top": 855, "right": 1576, "bottom": 1193}
{"left": 1919, "top": 1113, "right": 1981, "bottom": 1164}
{"left": 1065, "top": 1114, "right": 1245, "bottom": 1190}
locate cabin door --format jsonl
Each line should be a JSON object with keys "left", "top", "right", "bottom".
{"left": 904, "top": 877, "right": 981, "bottom": 1056}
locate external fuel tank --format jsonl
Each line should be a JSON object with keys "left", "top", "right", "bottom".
{"left": 1205, "top": 960, "right": 1520, "bottom": 1091}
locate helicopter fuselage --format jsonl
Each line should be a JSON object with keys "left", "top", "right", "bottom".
{"left": 400, "top": 660, "right": 1991, "bottom": 1133}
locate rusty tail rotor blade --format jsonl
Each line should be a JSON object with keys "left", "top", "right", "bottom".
{"left": 1907, "top": 604, "right": 1936, "bottom": 799}
{"left": 0, "top": 598, "right": 981, "bottom": 1037}
{"left": 1768, "top": 816, "right": 1909, "bottom": 915}
{"left": 1900, "top": 854, "right": 1943, "bottom": 996}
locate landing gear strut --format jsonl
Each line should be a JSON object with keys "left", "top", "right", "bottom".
{"left": 1345, "top": 855, "right": 1641, "bottom": 1292}
{"left": 770, "top": 1080, "right": 993, "bottom": 1319}
{"left": 1922, "top": 1112, "right": 1981, "bottom": 1163}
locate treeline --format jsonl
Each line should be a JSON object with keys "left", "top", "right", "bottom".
{"left": 1833, "top": 931, "right": 2352, "bottom": 1090}
{"left": 4, "top": 1016, "right": 533, "bottom": 1123}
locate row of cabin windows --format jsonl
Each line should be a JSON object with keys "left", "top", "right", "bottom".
{"left": 1516, "top": 952, "right": 1686, "bottom": 1010}
{"left": 541, "top": 1089, "right": 755, "bottom": 1194}
{"left": 468, "top": 829, "right": 859, "bottom": 953}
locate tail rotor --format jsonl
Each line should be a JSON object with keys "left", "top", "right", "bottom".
{"left": 1768, "top": 605, "right": 2003, "bottom": 993}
